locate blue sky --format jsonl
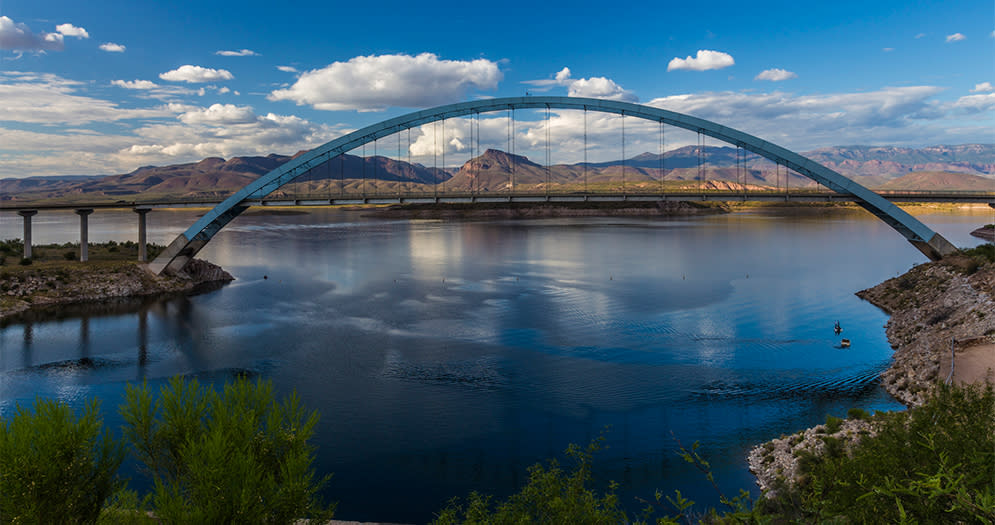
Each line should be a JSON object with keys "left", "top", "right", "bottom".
{"left": 0, "top": 0, "right": 992, "bottom": 177}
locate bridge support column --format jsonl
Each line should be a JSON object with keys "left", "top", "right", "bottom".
{"left": 75, "top": 209, "right": 93, "bottom": 262}
{"left": 17, "top": 210, "right": 37, "bottom": 259}
{"left": 134, "top": 207, "right": 151, "bottom": 262}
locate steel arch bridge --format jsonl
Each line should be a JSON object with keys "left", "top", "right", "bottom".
{"left": 149, "top": 96, "right": 957, "bottom": 275}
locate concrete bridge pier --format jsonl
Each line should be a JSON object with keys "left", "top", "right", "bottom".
{"left": 134, "top": 207, "right": 151, "bottom": 262}
{"left": 16, "top": 210, "right": 37, "bottom": 259}
{"left": 76, "top": 208, "right": 94, "bottom": 262}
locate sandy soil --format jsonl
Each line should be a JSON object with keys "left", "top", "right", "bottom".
{"left": 939, "top": 343, "right": 995, "bottom": 386}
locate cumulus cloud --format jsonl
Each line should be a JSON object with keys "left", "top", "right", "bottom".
{"left": 159, "top": 65, "right": 234, "bottom": 83}
{"left": 667, "top": 50, "right": 735, "bottom": 71}
{"left": 55, "top": 23, "right": 88, "bottom": 39}
{"left": 882, "top": 47, "right": 894, "bottom": 52}
{"left": 755, "top": 68, "right": 797, "bottom": 81}
{"left": 0, "top": 71, "right": 173, "bottom": 125}
{"left": 950, "top": 92, "right": 995, "bottom": 113}
{"left": 216, "top": 48, "right": 259, "bottom": 56}
{"left": 277, "top": 65, "right": 299, "bottom": 73}
{"left": 178, "top": 103, "right": 257, "bottom": 125}
{"left": 915, "top": 33, "right": 926, "bottom": 39}
{"left": 971, "top": 81, "right": 993, "bottom": 92}
{"left": 0, "top": 16, "right": 64, "bottom": 51}
{"left": 112, "top": 79, "right": 159, "bottom": 90}
{"left": 99, "top": 42, "right": 126, "bottom": 52}
{"left": 268, "top": 53, "right": 502, "bottom": 111}
{"left": 946, "top": 33, "right": 966, "bottom": 42}
{"left": 524, "top": 67, "right": 637, "bottom": 101}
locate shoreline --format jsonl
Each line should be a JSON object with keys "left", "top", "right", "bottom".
{"left": 748, "top": 255, "right": 995, "bottom": 494}
{"left": 0, "top": 258, "right": 233, "bottom": 325}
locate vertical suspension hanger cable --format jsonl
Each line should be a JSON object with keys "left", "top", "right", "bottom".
{"left": 433, "top": 120, "right": 438, "bottom": 199}
{"left": 397, "top": 127, "right": 402, "bottom": 199}
{"left": 507, "top": 108, "right": 512, "bottom": 194}
{"left": 373, "top": 137, "right": 378, "bottom": 195}
{"left": 441, "top": 118, "right": 446, "bottom": 195}
{"left": 339, "top": 150, "right": 344, "bottom": 197}
{"left": 621, "top": 111, "right": 626, "bottom": 195}
{"left": 362, "top": 141, "right": 367, "bottom": 197}
{"left": 658, "top": 119, "right": 664, "bottom": 194}
{"left": 660, "top": 120, "right": 665, "bottom": 193}
{"left": 511, "top": 107, "right": 516, "bottom": 193}
{"left": 583, "top": 106, "right": 588, "bottom": 194}
{"left": 545, "top": 104, "right": 550, "bottom": 197}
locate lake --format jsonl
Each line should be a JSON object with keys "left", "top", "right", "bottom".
{"left": 1, "top": 204, "right": 991, "bottom": 523}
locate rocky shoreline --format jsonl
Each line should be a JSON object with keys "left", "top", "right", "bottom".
{"left": 0, "top": 258, "right": 234, "bottom": 323}
{"left": 748, "top": 256, "right": 995, "bottom": 495}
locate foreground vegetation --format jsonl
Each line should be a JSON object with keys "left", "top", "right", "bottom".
{"left": 0, "top": 377, "right": 333, "bottom": 524}
{"left": 2, "top": 377, "right": 991, "bottom": 524}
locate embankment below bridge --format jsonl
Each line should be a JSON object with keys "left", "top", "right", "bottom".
{"left": 0, "top": 258, "right": 232, "bottom": 324}
{"left": 748, "top": 249, "right": 995, "bottom": 494}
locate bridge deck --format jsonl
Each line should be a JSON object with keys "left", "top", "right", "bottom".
{"left": 3, "top": 190, "right": 993, "bottom": 212}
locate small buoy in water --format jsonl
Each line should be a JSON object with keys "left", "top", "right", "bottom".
{"left": 746, "top": 273, "right": 749, "bottom": 278}
{"left": 682, "top": 274, "right": 686, "bottom": 280}
{"left": 610, "top": 275, "right": 613, "bottom": 281}
{"left": 263, "top": 275, "right": 268, "bottom": 280}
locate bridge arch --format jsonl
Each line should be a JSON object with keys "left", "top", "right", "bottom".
{"left": 150, "top": 96, "right": 957, "bottom": 274}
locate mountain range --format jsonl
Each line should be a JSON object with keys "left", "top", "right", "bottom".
{"left": 2, "top": 144, "right": 992, "bottom": 204}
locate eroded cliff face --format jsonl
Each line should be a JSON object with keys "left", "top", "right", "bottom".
{"left": 0, "top": 259, "right": 233, "bottom": 322}
{"left": 855, "top": 257, "right": 995, "bottom": 406}
{"left": 748, "top": 257, "right": 995, "bottom": 494}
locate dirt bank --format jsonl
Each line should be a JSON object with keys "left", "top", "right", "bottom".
{"left": 0, "top": 258, "right": 233, "bottom": 323}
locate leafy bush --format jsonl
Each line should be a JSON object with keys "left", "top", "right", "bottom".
{"left": 846, "top": 407, "right": 869, "bottom": 420}
{"left": 18, "top": 257, "right": 32, "bottom": 266}
{"left": 433, "top": 438, "right": 628, "bottom": 525}
{"left": 962, "top": 243, "right": 995, "bottom": 264}
{"left": 64, "top": 250, "right": 77, "bottom": 260}
{"left": 120, "top": 376, "right": 334, "bottom": 524}
{"left": 0, "top": 398, "right": 125, "bottom": 524}
{"left": 774, "top": 381, "right": 995, "bottom": 523}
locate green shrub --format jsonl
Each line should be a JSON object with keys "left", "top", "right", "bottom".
{"left": 18, "top": 257, "right": 32, "bottom": 266}
{"left": 65, "top": 250, "right": 77, "bottom": 260}
{"left": 433, "top": 437, "right": 627, "bottom": 525}
{"left": 846, "top": 407, "right": 869, "bottom": 420}
{"left": 0, "top": 398, "right": 125, "bottom": 524}
{"left": 775, "top": 382, "right": 995, "bottom": 523}
{"left": 120, "top": 376, "right": 334, "bottom": 524}
{"left": 824, "top": 414, "right": 843, "bottom": 434}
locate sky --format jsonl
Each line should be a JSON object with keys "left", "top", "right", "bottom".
{"left": 0, "top": 0, "right": 992, "bottom": 178}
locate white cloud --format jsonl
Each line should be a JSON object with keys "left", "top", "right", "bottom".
{"left": 112, "top": 79, "right": 159, "bottom": 90}
{"left": 178, "top": 103, "right": 257, "bottom": 125}
{"left": 159, "top": 65, "right": 234, "bottom": 83}
{"left": 946, "top": 33, "right": 966, "bottom": 42}
{"left": 0, "top": 16, "right": 64, "bottom": 51}
{"left": 268, "top": 53, "right": 502, "bottom": 111}
{"left": 216, "top": 48, "right": 259, "bottom": 57}
{"left": 882, "top": 47, "right": 894, "bottom": 52}
{"left": 644, "top": 86, "right": 995, "bottom": 151}
{"left": 950, "top": 92, "right": 995, "bottom": 113}
{"left": 755, "top": 68, "right": 797, "bottom": 82}
{"left": 0, "top": 72, "right": 173, "bottom": 125}
{"left": 667, "top": 50, "right": 735, "bottom": 72}
{"left": 99, "top": 42, "right": 126, "bottom": 52}
{"left": 524, "top": 67, "right": 637, "bottom": 101}
{"left": 277, "top": 65, "right": 299, "bottom": 73}
{"left": 971, "top": 81, "right": 993, "bottom": 93}
{"left": 55, "top": 23, "right": 88, "bottom": 39}
{"left": 915, "top": 33, "right": 926, "bottom": 39}
{"left": 218, "top": 86, "right": 231, "bottom": 94}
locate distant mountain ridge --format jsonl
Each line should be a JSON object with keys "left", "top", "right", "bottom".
{"left": 1, "top": 144, "right": 992, "bottom": 204}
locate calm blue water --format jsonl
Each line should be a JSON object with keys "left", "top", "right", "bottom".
{"left": 0, "top": 206, "right": 991, "bottom": 523}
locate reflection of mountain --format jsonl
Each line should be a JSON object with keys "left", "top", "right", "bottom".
{"left": 2, "top": 144, "right": 992, "bottom": 203}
